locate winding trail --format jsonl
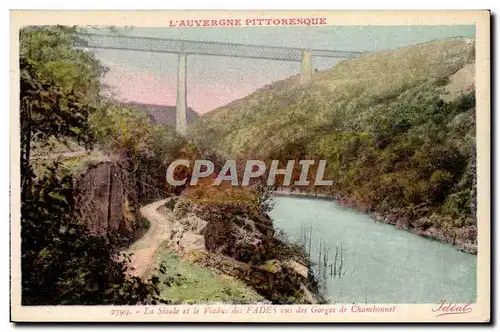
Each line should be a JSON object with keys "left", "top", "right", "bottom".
{"left": 123, "top": 198, "right": 173, "bottom": 279}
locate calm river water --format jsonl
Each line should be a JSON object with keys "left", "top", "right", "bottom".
{"left": 269, "top": 196, "right": 477, "bottom": 304}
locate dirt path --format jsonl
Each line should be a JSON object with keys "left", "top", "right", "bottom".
{"left": 123, "top": 198, "right": 173, "bottom": 279}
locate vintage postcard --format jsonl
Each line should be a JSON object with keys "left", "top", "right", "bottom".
{"left": 10, "top": 10, "right": 490, "bottom": 322}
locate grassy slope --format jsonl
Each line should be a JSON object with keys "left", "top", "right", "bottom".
{"left": 154, "top": 242, "right": 264, "bottom": 304}
{"left": 190, "top": 37, "right": 476, "bottom": 230}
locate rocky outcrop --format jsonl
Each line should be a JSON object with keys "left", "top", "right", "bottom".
{"left": 163, "top": 197, "right": 321, "bottom": 304}
{"left": 168, "top": 198, "right": 274, "bottom": 259}
{"left": 75, "top": 162, "right": 130, "bottom": 236}
{"left": 168, "top": 198, "right": 266, "bottom": 260}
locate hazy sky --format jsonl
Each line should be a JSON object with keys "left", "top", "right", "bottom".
{"left": 89, "top": 25, "right": 475, "bottom": 113}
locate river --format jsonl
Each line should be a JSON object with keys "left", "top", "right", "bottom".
{"left": 269, "top": 196, "right": 477, "bottom": 304}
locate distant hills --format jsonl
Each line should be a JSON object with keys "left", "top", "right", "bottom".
{"left": 124, "top": 102, "right": 198, "bottom": 127}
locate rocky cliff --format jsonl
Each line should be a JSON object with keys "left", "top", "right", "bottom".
{"left": 71, "top": 151, "right": 167, "bottom": 249}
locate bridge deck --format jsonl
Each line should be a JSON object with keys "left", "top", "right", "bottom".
{"left": 77, "top": 33, "right": 365, "bottom": 61}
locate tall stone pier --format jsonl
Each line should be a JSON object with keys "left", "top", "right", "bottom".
{"left": 176, "top": 52, "right": 188, "bottom": 135}
{"left": 300, "top": 49, "right": 313, "bottom": 85}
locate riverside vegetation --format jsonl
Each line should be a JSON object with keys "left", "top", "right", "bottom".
{"left": 190, "top": 38, "right": 478, "bottom": 254}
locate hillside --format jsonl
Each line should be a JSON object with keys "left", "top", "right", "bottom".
{"left": 189, "top": 37, "right": 477, "bottom": 251}
{"left": 124, "top": 102, "right": 198, "bottom": 127}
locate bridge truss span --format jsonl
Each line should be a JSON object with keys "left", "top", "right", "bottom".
{"left": 77, "top": 32, "right": 365, "bottom": 62}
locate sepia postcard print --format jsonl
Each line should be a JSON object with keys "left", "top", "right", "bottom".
{"left": 10, "top": 10, "right": 490, "bottom": 323}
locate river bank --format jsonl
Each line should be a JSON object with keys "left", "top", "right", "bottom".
{"left": 272, "top": 190, "right": 477, "bottom": 255}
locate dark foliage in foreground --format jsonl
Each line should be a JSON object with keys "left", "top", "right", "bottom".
{"left": 21, "top": 166, "right": 162, "bottom": 305}
{"left": 19, "top": 26, "right": 166, "bottom": 305}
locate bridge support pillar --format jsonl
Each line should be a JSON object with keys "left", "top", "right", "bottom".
{"left": 300, "top": 49, "right": 312, "bottom": 85}
{"left": 176, "top": 52, "right": 188, "bottom": 135}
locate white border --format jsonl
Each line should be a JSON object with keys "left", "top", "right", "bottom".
{"left": 3, "top": 2, "right": 496, "bottom": 331}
